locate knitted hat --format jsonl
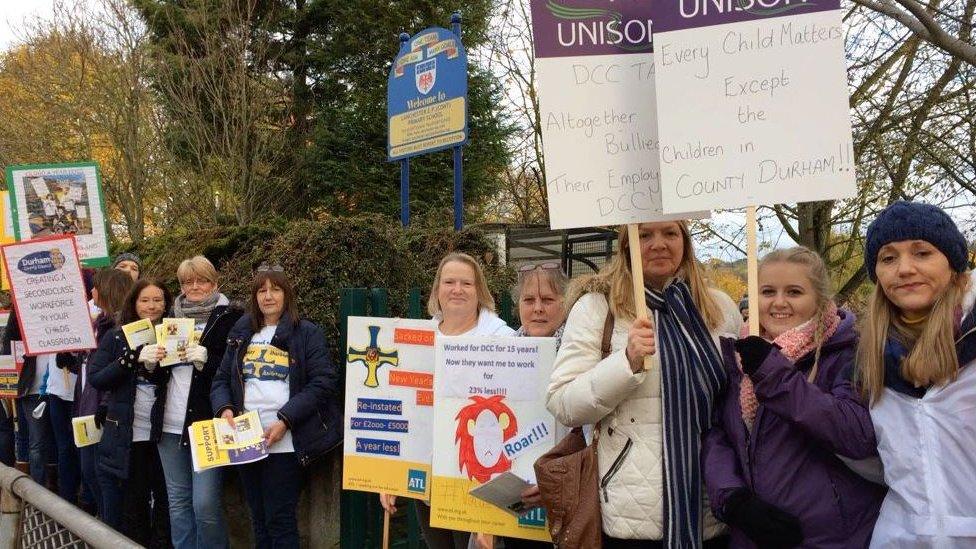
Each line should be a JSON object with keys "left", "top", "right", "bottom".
{"left": 112, "top": 252, "right": 142, "bottom": 271}
{"left": 864, "top": 201, "right": 968, "bottom": 282}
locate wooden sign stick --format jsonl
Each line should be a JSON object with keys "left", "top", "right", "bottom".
{"left": 627, "top": 224, "right": 653, "bottom": 370}
{"left": 746, "top": 206, "right": 760, "bottom": 336}
{"left": 382, "top": 509, "right": 391, "bottom": 549}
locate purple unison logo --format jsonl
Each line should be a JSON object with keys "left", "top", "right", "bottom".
{"left": 18, "top": 249, "right": 65, "bottom": 275}
{"left": 679, "top": 0, "right": 816, "bottom": 18}
{"left": 531, "top": 1, "right": 654, "bottom": 58}
{"left": 415, "top": 58, "right": 437, "bottom": 95}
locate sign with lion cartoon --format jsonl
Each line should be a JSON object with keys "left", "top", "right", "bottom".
{"left": 430, "top": 335, "right": 557, "bottom": 541}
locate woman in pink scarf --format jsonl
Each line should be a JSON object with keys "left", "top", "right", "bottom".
{"left": 702, "top": 247, "right": 885, "bottom": 548}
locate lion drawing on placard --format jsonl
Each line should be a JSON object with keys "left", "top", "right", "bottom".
{"left": 454, "top": 395, "right": 518, "bottom": 483}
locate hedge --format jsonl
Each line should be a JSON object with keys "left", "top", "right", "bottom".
{"left": 115, "top": 215, "right": 516, "bottom": 360}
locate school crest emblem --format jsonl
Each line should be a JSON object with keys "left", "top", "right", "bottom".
{"left": 415, "top": 58, "right": 436, "bottom": 95}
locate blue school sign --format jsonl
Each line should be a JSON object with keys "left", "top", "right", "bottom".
{"left": 387, "top": 26, "right": 468, "bottom": 160}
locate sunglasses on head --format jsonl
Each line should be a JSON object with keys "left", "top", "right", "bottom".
{"left": 257, "top": 262, "right": 284, "bottom": 273}
{"left": 518, "top": 262, "right": 562, "bottom": 274}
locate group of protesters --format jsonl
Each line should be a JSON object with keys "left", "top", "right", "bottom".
{"left": 0, "top": 199, "right": 973, "bottom": 548}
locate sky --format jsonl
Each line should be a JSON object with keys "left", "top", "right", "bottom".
{"left": 0, "top": 0, "right": 54, "bottom": 49}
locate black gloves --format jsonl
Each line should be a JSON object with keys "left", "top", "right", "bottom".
{"left": 734, "top": 336, "right": 776, "bottom": 376}
{"left": 55, "top": 352, "right": 76, "bottom": 370}
{"left": 723, "top": 488, "right": 803, "bottom": 548}
{"left": 94, "top": 405, "right": 107, "bottom": 429}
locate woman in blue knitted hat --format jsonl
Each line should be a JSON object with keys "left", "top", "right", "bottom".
{"left": 857, "top": 201, "right": 975, "bottom": 548}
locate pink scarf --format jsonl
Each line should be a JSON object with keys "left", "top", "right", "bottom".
{"left": 739, "top": 302, "right": 840, "bottom": 427}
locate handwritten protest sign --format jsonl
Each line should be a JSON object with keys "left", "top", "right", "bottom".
{"left": 6, "top": 163, "right": 110, "bottom": 266}
{"left": 1, "top": 235, "right": 96, "bottom": 354}
{"left": 653, "top": 0, "right": 855, "bottom": 213}
{"left": 429, "top": 336, "right": 557, "bottom": 541}
{"left": 342, "top": 317, "right": 438, "bottom": 499}
{"left": 530, "top": 0, "right": 707, "bottom": 229}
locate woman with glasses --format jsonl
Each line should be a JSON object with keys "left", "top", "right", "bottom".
{"left": 505, "top": 262, "right": 570, "bottom": 549}
{"left": 151, "top": 255, "right": 242, "bottom": 549}
{"left": 548, "top": 222, "right": 742, "bottom": 548}
{"left": 212, "top": 264, "right": 341, "bottom": 548}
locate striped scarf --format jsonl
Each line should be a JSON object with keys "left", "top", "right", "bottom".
{"left": 646, "top": 281, "right": 727, "bottom": 549}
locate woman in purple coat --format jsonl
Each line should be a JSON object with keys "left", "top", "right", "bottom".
{"left": 703, "top": 247, "right": 886, "bottom": 548}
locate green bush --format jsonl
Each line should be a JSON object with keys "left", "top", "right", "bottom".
{"left": 116, "top": 215, "right": 515, "bottom": 359}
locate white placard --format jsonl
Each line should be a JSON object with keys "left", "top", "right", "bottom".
{"left": 429, "top": 335, "right": 556, "bottom": 540}
{"left": 2, "top": 235, "right": 96, "bottom": 354}
{"left": 530, "top": 0, "right": 708, "bottom": 229}
{"left": 653, "top": 4, "right": 856, "bottom": 213}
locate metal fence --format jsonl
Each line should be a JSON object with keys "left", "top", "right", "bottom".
{"left": 505, "top": 226, "right": 617, "bottom": 278}
{"left": 0, "top": 463, "right": 140, "bottom": 549}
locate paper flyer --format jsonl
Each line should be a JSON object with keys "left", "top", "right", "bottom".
{"left": 214, "top": 410, "right": 264, "bottom": 450}
{"left": 429, "top": 335, "right": 557, "bottom": 541}
{"left": 189, "top": 418, "right": 268, "bottom": 472}
{"left": 159, "top": 318, "right": 195, "bottom": 367}
{"left": 72, "top": 415, "right": 102, "bottom": 447}
{"left": 342, "top": 317, "right": 438, "bottom": 499}
{"left": 122, "top": 318, "right": 157, "bottom": 349}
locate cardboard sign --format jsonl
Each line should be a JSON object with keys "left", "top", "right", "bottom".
{"left": 6, "top": 163, "right": 110, "bottom": 266}
{"left": 530, "top": 0, "right": 707, "bottom": 229}
{"left": 653, "top": 0, "right": 856, "bottom": 213}
{"left": 342, "top": 317, "right": 438, "bottom": 499}
{"left": 429, "top": 336, "right": 557, "bottom": 541}
{"left": 1, "top": 235, "right": 96, "bottom": 354}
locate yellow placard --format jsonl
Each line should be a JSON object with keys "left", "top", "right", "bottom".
{"left": 71, "top": 415, "right": 102, "bottom": 447}
{"left": 343, "top": 454, "right": 432, "bottom": 499}
{"left": 189, "top": 419, "right": 231, "bottom": 471}
{"left": 429, "top": 476, "right": 550, "bottom": 541}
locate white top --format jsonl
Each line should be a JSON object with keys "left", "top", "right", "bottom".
{"left": 161, "top": 320, "right": 207, "bottom": 435}
{"left": 434, "top": 308, "right": 516, "bottom": 337}
{"left": 133, "top": 371, "right": 156, "bottom": 442}
{"left": 869, "top": 286, "right": 976, "bottom": 548}
{"left": 30, "top": 354, "right": 55, "bottom": 396}
{"left": 243, "top": 325, "right": 294, "bottom": 453}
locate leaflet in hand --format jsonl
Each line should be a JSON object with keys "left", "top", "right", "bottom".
{"left": 468, "top": 472, "right": 535, "bottom": 516}
{"left": 189, "top": 418, "right": 268, "bottom": 472}
{"left": 159, "top": 318, "right": 195, "bottom": 367}
{"left": 214, "top": 410, "right": 264, "bottom": 450}
{"left": 72, "top": 415, "right": 102, "bottom": 447}
{"left": 121, "top": 318, "right": 157, "bottom": 349}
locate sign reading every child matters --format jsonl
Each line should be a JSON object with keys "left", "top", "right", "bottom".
{"left": 530, "top": 0, "right": 707, "bottom": 229}
{"left": 387, "top": 27, "right": 468, "bottom": 161}
{"left": 429, "top": 336, "right": 557, "bottom": 541}
{"left": 1, "top": 235, "right": 96, "bottom": 355}
{"left": 342, "top": 317, "right": 438, "bottom": 499}
{"left": 6, "top": 162, "right": 110, "bottom": 266}
{"left": 653, "top": 0, "right": 856, "bottom": 214}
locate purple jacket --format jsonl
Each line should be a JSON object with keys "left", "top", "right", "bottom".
{"left": 702, "top": 310, "right": 886, "bottom": 548}
{"left": 71, "top": 313, "right": 116, "bottom": 417}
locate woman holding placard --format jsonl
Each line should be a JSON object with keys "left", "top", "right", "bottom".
{"left": 702, "top": 247, "right": 884, "bottom": 548}
{"left": 153, "top": 255, "right": 241, "bottom": 549}
{"left": 211, "top": 264, "right": 341, "bottom": 548}
{"left": 89, "top": 278, "right": 172, "bottom": 546}
{"left": 380, "top": 252, "right": 515, "bottom": 549}
{"left": 855, "top": 202, "right": 976, "bottom": 548}
{"left": 548, "top": 222, "right": 741, "bottom": 548}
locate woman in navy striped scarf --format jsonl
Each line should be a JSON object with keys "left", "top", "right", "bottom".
{"left": 547, "top": 221, "right": 743, "bottom": 549}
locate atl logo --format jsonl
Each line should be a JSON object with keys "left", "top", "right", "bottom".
{"left": 407, "top": 469, "right": 427, "bottom": 493}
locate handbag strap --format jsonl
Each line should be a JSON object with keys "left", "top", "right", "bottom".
{"left": 581, "top": 307, "right": 616, "bottom": 445}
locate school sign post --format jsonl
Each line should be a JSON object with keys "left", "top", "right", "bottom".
{"left": 388, "top": 14, "right": 469, "bottom": 229}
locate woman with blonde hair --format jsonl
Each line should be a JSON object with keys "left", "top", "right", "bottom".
{"left": 703, "top": 247, "right": 884, "bottom": 548}
{"left": 150, "top": 255, "right": 242, "bottom": 549}
{"left": 856, "top": 201, "right": 976, "bottom": 548}
{"left": 381, "top": 251, "right": 514, "bottom": 549}
{"left": 548, "top": 221, "right": 741, "bottom": 548}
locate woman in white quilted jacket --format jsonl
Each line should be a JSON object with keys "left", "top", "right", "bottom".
{"left": 547, "top": 221, "right": 742, "bottom": 549}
